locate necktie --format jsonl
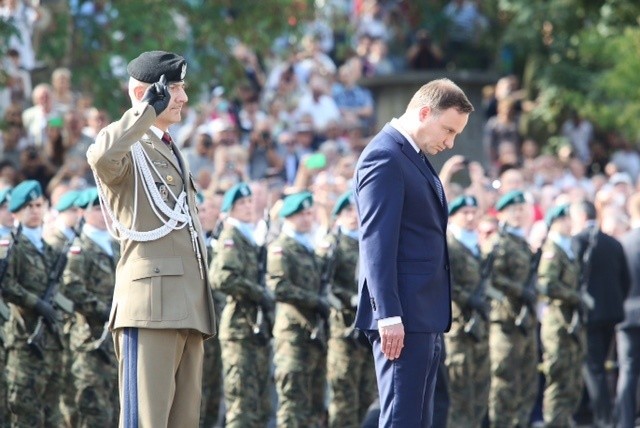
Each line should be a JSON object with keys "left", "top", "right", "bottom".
{"left": 162, "top": 132, "right": 173, "bottom": 147}
{"left": 420, "top": 151, "right": 444, "bottom": 206}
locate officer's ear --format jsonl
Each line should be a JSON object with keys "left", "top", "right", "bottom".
{"left": 133, "top": 84, "right": 148, "bottom": 102}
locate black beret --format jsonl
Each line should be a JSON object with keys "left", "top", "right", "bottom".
{"left": 127, "top": 51, "right": 187, "bottom": 84}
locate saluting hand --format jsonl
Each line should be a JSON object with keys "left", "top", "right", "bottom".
{"left": 380, "top": 322, "right": 405, "bottom": 360}
{"left": 142, "top": 74, "right": 171, "bottom": 115}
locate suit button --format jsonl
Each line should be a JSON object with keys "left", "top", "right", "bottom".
{"left": 153, "top": 267, "right": 160, "bottom": 273}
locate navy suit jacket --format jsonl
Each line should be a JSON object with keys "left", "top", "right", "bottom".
{"left": 353, "top": 124, "right": 452, "bottom": 333}
{"left": 619, "top": 227, "right": 640, "bottom": 328}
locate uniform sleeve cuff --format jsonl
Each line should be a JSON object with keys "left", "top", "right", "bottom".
{"left": 377, "top": 316, "right": 402, "bottom": 329}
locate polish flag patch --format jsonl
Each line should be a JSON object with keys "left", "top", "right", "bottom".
{"left": 0, "top": 239, "right": 10, "bottom": 247}
{"left": 224, "top": 239, "right": 235, "bottom": 248}
{"left": 69, "top": 246, "right": 82, "bottom": 255}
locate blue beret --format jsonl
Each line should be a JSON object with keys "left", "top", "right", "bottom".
{"left": 221, "top": 183, "right": 252, "bottom": 213}
{"left": 495, "top": 190, "right": 526, "bottom": 212}
{"left": 55, "top": 190, "right": 81, "bottom": 212}
{"left": 448, "top": 195, "right": 478, "bottom": 216}
{"left": 196, "top": 192, "right": 204, "bottom": 205}
{"left": 9, "top": 180, "right": 43, "bottom": 213}
{"left": 545, "top": 204, "right": 570, "bottom": 227}
{"left": 127, "top": 51, "right": 187, "bottom": 84}
{"left": 332, "top": 191, "right": 353, "bottom": 217}
{"left": 74, "top": 188, "right": 99, "bottom": 209}
{"left": 280, "top": 191, "right": 313, "bottom": 218}
{"left": 0, "top": 187, "right": 12, "bottom": 206}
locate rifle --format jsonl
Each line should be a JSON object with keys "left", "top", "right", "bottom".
{"left": 567, "top": 225, "right": 598, "bottom": 341}
{"left": 27, "top": 220, "right": 82, "bottom": 358}
{"left": 253, "top": 208, "right": 274, "bottom": 345}
{"left": 310, "top": 228, "right": 343, "bottom": 350}
{"left": 514, "top": 239, "right": 545, "bottom": 335}
{"left": 464, "top": 248, "right": 502, "bottom": 342}
{"left": 0, "top": 225, "right": 22, "bottom": 321}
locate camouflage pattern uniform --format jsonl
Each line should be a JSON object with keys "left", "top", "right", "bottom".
{"left": 487, "top": 228, "right": 538, "bottom": 427}
{"left": 61, "top": 231, "right": 119, "bottom": 427}
{"left": 317, "top": 231, "right": 376, "bottom": 428}
{"left": 210, "top": 223, "right": 272, "bottom": 427}
{"left": 45, "top": 228, "right": 78, "bottom": 428}
{"left": 0, "top": 233, "right": 13, "bottom": 427}
{"left": 2, "top": 233, "right": 64, "bottom": 427}
{"left": 445, "top": 231, "right": 491, "bottom": 427}
{"left": 537, "top": 238, "right": 584, "bottom": 427}
{"left": 201, "top": 233, "right": 224, "bottom": 428}
{"left": 267, "top": 233, "right": 326, "bottom": 427}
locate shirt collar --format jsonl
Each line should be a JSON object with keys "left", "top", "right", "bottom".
{"left": 149, "top": 126, "right": 165, "bottom": 140}
{"left": 390, "top": 118, "right": 420, "bottom": 154}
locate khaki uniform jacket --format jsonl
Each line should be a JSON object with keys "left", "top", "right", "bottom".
{"left": 86, "top": 104, "right": 216, "bottom": 336}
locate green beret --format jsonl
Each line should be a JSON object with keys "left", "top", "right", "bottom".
{"left": 55, "top": 190, "right": 81, "bottom": 212}
{"left": 9, "top": 180, "right": 43, "bottom": 213}
{"left": 0, "top": 187, "right": 12, "bottom": 206}
{"left": 127, "top": 51, "right": 187, "bottom": 84}
{"left": 332, "top": 191, "right": 353, "bottom": 217}
{"left": 448, "top": 195, "right": 478, "bottom": 216}
{"left": 221, "top": 183, "right": 252, "bottom": 213}
{"left": 545, "top": 203, "right": 570, "bottom": 227}
{"left": 196, "top": 192, "right": 204, "bottom": 205}
{"left": 495, "top": 190, "right": 526, "bottom": 212}
{"left": 280, "top": 191, "right": 313, "bottom": 218}
{"left": 74, "top": 187, "right": 99, "bottom": 209}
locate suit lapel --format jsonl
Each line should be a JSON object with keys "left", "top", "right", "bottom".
{"left": 383, "top": 125, "right": 448, "bottom": 217}
{"left": 141, "top": 134, "right": 182, "bottom": 175}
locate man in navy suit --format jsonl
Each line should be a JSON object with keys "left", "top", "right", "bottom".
{"left": 353, "top": 78, "right": 474, "bottom": 427}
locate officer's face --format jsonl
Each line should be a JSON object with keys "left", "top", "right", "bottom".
{"left": 85, "top": 204, "right": 106, "bottom": 230}
{"left": 230, "top": 196, "right": 253, "bottom": 223}
{"left": 553, "top": 216, "right": 572, "bottom": 236}
{"left": 415, "top": 107, "right": 469, "bottom": 156}
{"left": 16, "top": 197, "right": 46, "bottom": 228}
{"left": 337, "top": 205, "right": 358, "bottom": 231}
{"left": 499, "top": 203, "right": 527, "bottom": 228}
{"left": 157, "top": 82, "right": 188, "bottom": 129}
{"left": 59, "top": 207, "right": 80, "bottom": 228}
{"left": 450, "top": 206, "right": 477, "bottom": 231}
{"left": 287, "top": 208, "right": 314, "bottom": 233}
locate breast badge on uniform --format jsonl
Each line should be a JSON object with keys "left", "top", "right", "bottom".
{"left": 156, "top": 182, "right": 170, "bottom": 202}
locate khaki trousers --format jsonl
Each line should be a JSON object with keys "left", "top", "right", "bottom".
{"left": 113, "top": 328, "right": 204, "bottom": 428}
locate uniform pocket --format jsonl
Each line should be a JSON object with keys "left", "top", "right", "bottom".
{"left": 127, "top": 257, "right": 187, "bottom": 321}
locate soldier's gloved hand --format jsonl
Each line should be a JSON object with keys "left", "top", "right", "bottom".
{"left": 317, "top": 298, "right": 331, "bottom": 319}
{"left": 259, "top": 289, "right": 275, "bottom": 312}
{"left": 34, "top": 299, "right": 61, "bottom": 326}
{"left": 467, "top": 294, "right": 489, "bottom": 320}
{"left": 520, "top": 288, "right": 537, "bottom": 306}
{"left": 142, "top": 74, "right": 171, "bottom": 115}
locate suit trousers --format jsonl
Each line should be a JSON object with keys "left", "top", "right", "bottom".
{"left": 367, "top": 330, "right": 442, "bottom": 428}
{"left": 113, "top": 327, "right": 204, "bottom": 428}
{"left": 614, "top": 326, "right": 640, "bottom": 428}
{"left": 582, "top": 322, "right": 616, "bottom": 426}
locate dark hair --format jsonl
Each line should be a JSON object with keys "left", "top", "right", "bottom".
{"left": 407, "top": 78, "right": 474, "bottom": 114}
{"left": 573, "top": 199, "right": 597, "bottom": 220}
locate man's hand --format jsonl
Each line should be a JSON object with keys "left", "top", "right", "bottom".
{"left": 380, "top": 322, "right": 404, "bottom": 360}
{"left": 142, "top": 74, "right": 171, "bottom": 115}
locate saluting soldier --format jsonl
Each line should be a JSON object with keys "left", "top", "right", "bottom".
{"left": 445, "top": 195, "right": 491, "bottom": 427}
{"left": 198, "top": 190, "right": 225, "bottom": 428}
{"left": 487, "top": 190, "right": 538, "bottom": 427}
{"left": 267, "top": 191, "right": 328, "bottom": 427}
{"left": 537, "top": 204, "right": 590, "bottom": 427}
{"left": 2, "top": 180, "right": 64, "bottom": 426}
{"left": 210, "top": 182, "right": 274, "bottom": 427}
{"left": 86, "top": 50, "right": 216, "bottom": 426}
{"left": 45, "top": 188, "right": 82, "bottom": 428}
{"left": 61, "top": 187, "right": 120, "bottom": 427}
{"left": 0, "top": 186, "right": 14, "bottom": 425}
{"left": 318, "top": 190, "right": 376, "bottom": 428}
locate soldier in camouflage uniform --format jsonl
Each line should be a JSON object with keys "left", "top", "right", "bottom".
{"left": 61, "top": 188, "right": 120, "bottom": 427}
{"left": 210, "top": 183, "right": 274, "bottom": 427}
{"left": 537, "top": 204, "right": 589, "bottom": 427}
{"left": 487, "top": 190, "right": 539, "bottom": 427}
{"left": 317, "top": 191, "right": 376, "bottom": 428}
{"left": 47, "top": 188, "right": 84, "bottom": 428}
{"left": 0, "top": 187, "right": 14, "bottom": 427}
{"left": 267, "top": 191, "right": 329, "bottom": 427}
{"left": 199, "top": 190, "right": 225, "bottom": 427}
{"left": 444, "top": 195, "right": 491, "bottom": 427}
{"left": 2, "top": 180, "right": 64, "bottom": 426}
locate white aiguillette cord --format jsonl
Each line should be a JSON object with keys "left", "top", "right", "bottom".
{"left": 93, "top": 141, "right": 204, "bottom": 279}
